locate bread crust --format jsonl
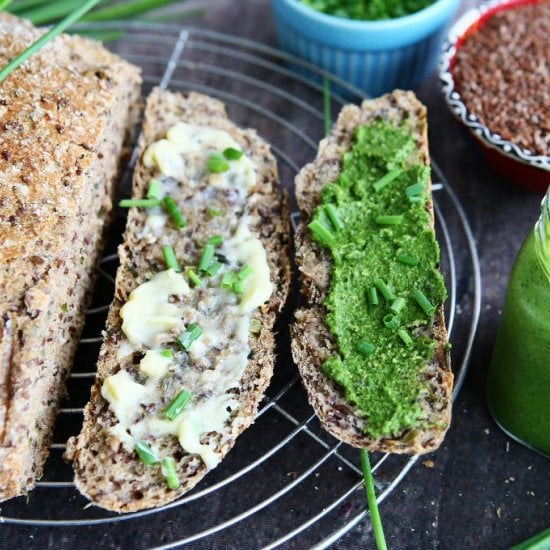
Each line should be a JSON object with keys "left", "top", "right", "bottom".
{"left": 67, "top": 89, "right": 291, "bottom": 512}
{"left": 0, "top": 13, "right": 141, "bottom": 500}
{"left": 291, "top": 91, "right": 453, "bottom": 454}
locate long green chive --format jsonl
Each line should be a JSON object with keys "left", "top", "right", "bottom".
{"left": 198, "top": 244, "right": 215, "bottom": 272}
{"left": 233, "top": 280, "right": 245, "bottom": 295}
{"left": 221, "top": 271, "right": 236, "bottom": 289}
{"left": 207, "top": 235, "right": 223, "bottom": 246}
{"left": 223, "top": 147, "right": 244, "bottom": 160}
{"left": 160, "top": 349, "right": 173, "bottom": 358}
{"left": 147, "top": 179, "right": 163, "bottom": 200}
{"left": 161, "top": 456, "right": 180, "bottom": 490}
{"left": 323, "top": 76, "right": 332, "bottom": 136}
{"left": 177, "top": 324, "right": 203, "bottom": 351}
{"left": 414, "top": 289, "right": 435, "bottom": 317}
{"left": 119, "top": 198, "right": 161, "bottom": 208}
{"left": 0, "top": 0, "right": 12, "bottom": 10}
{"left": 188, "top": 269, "right": 202, "bottom": 287}
{"left": 162, "top": 245, "right": 180, "bottom": 272}
{"left": 383, "top": 314, "right": 400, "bottom": 330}
{"left": 207, "top": 206, "right": 222, "bottom": 217}
{"left": 164, "top": 388, "right": 193, "bottom": 420}
{"left": 372, "top": 168, "right": 402, "bottom": 192}
{"left": 511, "top": 527, "right": 550, "bottom": 550}
{"left": 406, "top": 182, "right": 425, "bottom": 198}
{"left": 83, "top": 0, "right": 182, "bottom": 22}
{"left": 375, "top": 215, "right": 403, "bottom": 225}
{"left": 356, "top": 340, "right": 375, "bottom": 356}
{"left": 237, "top": 264, "right": 252, "bottom": 281}
{"left": 207, "top": 153, "right": 229, "bottom": 173}
{"left": 135, "top": 440, "right": 158, "bottom": 465}
{"left": 360, "top": 450, "right": 388, "bottom": 550}
{"left": 367, "top": 287, "right": 379, "bottom": 306}
{"left": 390, "top": 297, "right": 406, "bottom": 315}
{"left": 325, "top": 203, "right": 344, "bottom": 231}
{"left": 308, "top": 219, "right": 335, "bottom": 248}
{"left": 374, "top": 279, "right": 396, "bottom": 302}
{"left": 249, "top": 318, "right": 262, "bottom": 334}
{"left": 398, "top": 328, "right": 413, "bottom": 347}
{"left": 397, "top": 253, "right": 419, "bottom": 266}
{"left": 0, "top": 0, "right": 102, "bottom": 83}
{"left": 205, "top": 261, "right": 223, "bottom": 276}
{"left": 163, "top": 196, "right": 186, "bottom": 229}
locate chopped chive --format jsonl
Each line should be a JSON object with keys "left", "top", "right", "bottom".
{"left": 374, "top": 278, "right": 396, "bottom": 302}
{"left": 205, "top": 261, "right": 223, "bottom": 276}
{"left": 162, "top": 245, "right": 180, "bottom": 272}
{"left": 198, "top": 244, "right": 216, "bottom": 272}
{"left": 367, "top": 287, "right": 379, "bottom": 306}
{"left": 372, "top": 168, "right": 402, "bottom": 192}
{"left": 325, "top": 204, "right": 344, "bottom": 231}
{"left": 134, "top": 440, "right": 158, "bottom": 465}
{"left": 221, "top": 271, "right": 236, "bottom": 289}
{"left": 207, "top": 153, "right": 230, "bottom": 173}
{"left": 414, "top": 289, "right": 436, "bottom": 317}
{"left": 390, "top": 297, "right": 406, "bottom": 315}
{"left": 406, "top": 182, "right": 426, "bottom": 198}
{"left": 356, "top": 340, "right": 375, "bottom": 356}
{"left": 237, "top": 264, "right": 253, "bottom": 281}
{"left": 398, "top": 328, "right": 413, "bottom": 347}
{"left": 223, "top": 147, "right": 244, "bottom": 160}
{"left": 119, "top": 198, "right": 161, "bottom": 208}
{"left": 160, "top": 349, "right": 173, "bottom": 358}
{"left": 383, "top": 314, "right": 400, "bottom": 330}
{"left": 147, "top": 178, "right": 163, "bottom": 200}
{"left": 233, "top": 280, "right": 245, "bottom": 294}
{"left": 207, "top": 206, "right": 222, "bottom": 217}
{"left": 165, "top": 388, "right": 193, "bottom": 420}
{"left": 163, "top": 196, "right": 186, "bottom": 229}
{"left": 308, "top": 219, "right": 335, "bottom": 248}
{"left": 207, "top": 235, "right": 223, "bottom": 246}
{"left": 188, "top": 269, "right": 202, "bottom": 287}
{"left": 375, "top": 215, "right": 403, "bottom": 225}
{"left": 177, "top": 324, "right": 203, "bottom": 351}
{"left": 161, "top": 456, "right": 180, "bottom": 490}
{"left": 249, "top": 318, "right": 262, "bottom": 334}
{"left": 397, "top": 254, "right": 419, "bottom": 266}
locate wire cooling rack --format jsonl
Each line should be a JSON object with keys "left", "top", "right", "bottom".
{"left": 0, "top": 23, "right": 481, "bottom": 549}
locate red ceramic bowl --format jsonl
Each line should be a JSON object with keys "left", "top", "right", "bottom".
{"left": 439, "top": 0, "right": 550, "bottom": 193}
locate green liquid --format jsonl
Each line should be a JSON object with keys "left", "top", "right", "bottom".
{"left": 487, "top": 230, "right": 550, "bottom": 457}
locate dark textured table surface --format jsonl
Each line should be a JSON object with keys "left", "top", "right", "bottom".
{"left": 2, "top": 1, "right": 548, "bottom": 549}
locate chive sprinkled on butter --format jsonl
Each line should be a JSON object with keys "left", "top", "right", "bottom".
{"left": 163, "top": 196, "right": 186, "bottom": 229}
{"left": 178, "top": 324, "right": 203, "bottom": 351}
{"left": 147, "top": 179, "right": 163, "bottom": 200}
{"left": 308, "top": 219, "right": 335, "bottom": 248}
{"left": 367, "top": 287, "right": 379, "bottom": 306}
{"left": 207, "top": 235, "right": 223, "bottom": 246}
{"left": 374, "top": 278, "right": 396, "bottom": 302}
{"left": 205, "top": 261, "right": 223, "bottom": 276}
{"left": 383, "top": 314, "right": 400, "bottom": 330}
{"left": 207, "top": 153, "right": 229, "bottom": 173}
{"left": 398, "top": 328, "right": 413, "bottom": 347}
{"left": 161, "top": 456, "right": 180, "bottom": 490}
{"left": 221, "top": 271, "right": 236, "bottom": 289}
{"left": 165, "top": 389, "right": 193, "bottom": 420}
{"left": 135, "top": 440, "right": 158, "bottom": 465}
{"left": 162, "top": 245, "right": 180, "bottom": 272}
{"left": 397, "top": 253, "right": 419, "bottom": 266}
{"left": 325, "top": 203, "right": 344, "bottom": 230}
{"left": 414, "top": 289, "right": 435, "bottom": 316}
{"left": 249, "top": 318, "right": 262, "bottom": 334}
{"left": 223, "top": 147, "right": 244, "bottom": 160}
{"left": 372, "top": 167, "right": 402, "bottom": 192}
{"left": 188, "top": 269, "right": 202, "bottom": 287}
{"left": 160, "top": 349, "right": 173, "bottom": 358}
{"left": 356, "top": 340, "right": 375, "bottom": 356}
{"left": 119, "top": 198, "right": 161, "bottom": 208}
{"left": 375, "top": 214, "right": 403, "bottom": 225}
{"left": 237, "top": 264, "right": 252, "bottom": 281}
{"left": 198, "top": 244, "right": 216, "bottom": 272}
{"left": 207, "top": 206, "right": 222, "bottom": 217}
{"left": 233, "top": 280, "right": 245, "bottom": 295}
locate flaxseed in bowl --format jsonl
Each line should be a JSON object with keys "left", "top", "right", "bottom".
{"left": 440, "top": 0, "right": 550, "bottom": 192}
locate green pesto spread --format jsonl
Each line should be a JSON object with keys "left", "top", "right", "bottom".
{"left": 309, "top": 120, "right": 447, "bottom": 439}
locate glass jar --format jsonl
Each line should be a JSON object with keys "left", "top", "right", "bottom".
{"left": 487, "top": 186, "right": 550, "bottom": 457}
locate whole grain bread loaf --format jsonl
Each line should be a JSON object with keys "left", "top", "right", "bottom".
{"left": 66, "top": 89, "right": 291, "bottom": 512}
{"left": 291, "top": 91, "right": 453, "bottom": 454}
{"left": 0, "top": 13, "right": 141, "bottom": 501}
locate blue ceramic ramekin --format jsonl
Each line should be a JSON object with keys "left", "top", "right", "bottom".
{"left": 270, "top": 0, "right": 460, "bottom": 96}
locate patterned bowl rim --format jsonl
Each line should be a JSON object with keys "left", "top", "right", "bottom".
{"left": 439, "top": 0, "right": 550, "bottom": 173}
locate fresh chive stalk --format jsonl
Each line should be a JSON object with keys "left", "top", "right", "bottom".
{"left": 207, "top": 153, "right": 229, "bottom": 173}
{"left": 163, "top": 196, "right": 186, "bottom": 229}
{"left": 398, "top": 327, "right": 413, "bottom": 347}
{"left": 375, "top": 215, "right": 403, "bottom": 225}
{"left": 223, "top": 147, "right": 243, "bottom": 160}
{"left": 372, "top": 168, "right": 402, "bottom": 192}
{"left": 510, "top": 527, "right": 550, "bottom": 550}
{"left": 397, "top": 253, "right": 419, "bottom": 266}
{"left": 205, "top": 261, "right": 223, "bottom": 276}
{"left": 188, "top": 269, "right": 202, "bottom": 287}
{"left": 323, "top": 77, "right": 331, "bottom": 136}
{"left": 147, "top": 178, "right": 163, "bottom": 200}
{"left": 325, "top": 203, "right": 344, "bottom": 231}
{"left": 390, "top": 297, "right": 406, "bottom": 315}
{"left": 383, "top": 314, "right": 400, "bottom": 330}
{"left": 374, "top": 279, "right": 396, "bottom": 302}
{"left": 308, "top": 219, "right": 335, "bottom": 248}
{"left": 0, "top": 0, "right": 13, "bottom": 10}
{"left": 414, "top": 289, "right": 435, "bottom": 317}
{"left": 162, "top": 245, "right": 180, "bottom": 272}
{"left": 367, "top": 287, "right": 379, "bottom": 306}
{"left": 177, "top": 324, "right": 203, "bottom": 351}
{"left": 237, "top": 264, "right": 252, "bottom": 281}
{"left": 134, "top": 440, "right": 158, "bottom": 465}
{"left": 356, "top": 340, "right": 375, "bottom": 356}
{"left": 83, "top": 0, "right": 181, "bottom": 22}
{"left": 164, "top": 388, "right": 192, "bottom": 420}
{"left": 207, "top": 235, "right": 223, "bottom": 246}
{"left": 161, "top": 456, "right": 180, "bottom": 490}
{"left": 119, "top": 198, "right": 161, "bottom": 208}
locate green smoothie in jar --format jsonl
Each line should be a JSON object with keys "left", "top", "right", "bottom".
{"left": 487, "top": 187, "right": 550, "bottom": 457}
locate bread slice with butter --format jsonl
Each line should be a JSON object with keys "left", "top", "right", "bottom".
{"left": 0, "top": 13, "right": 141, "bottom": 502}
{"left": 291, "top": 91, "right": 453, "bottom": 454}
{"left": 66, "top": 88, "right": 291, "bottom": 512}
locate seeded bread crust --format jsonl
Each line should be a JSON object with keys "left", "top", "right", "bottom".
{"left": 66, "top": 89, "right": 291, "bottom": 512}
{"left": 0, "top": 13, "right": 141, "bottom": 501}
{"left": 291, "top": 91, "right": 453, "bottom": 454}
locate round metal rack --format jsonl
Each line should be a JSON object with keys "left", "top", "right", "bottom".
{"left": 0, "top": 23, "right": 482, "bottom": 549}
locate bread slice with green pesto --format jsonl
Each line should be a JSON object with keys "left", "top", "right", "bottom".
{"left": 66, "top": 88, "right": 291, "bottom": 512}
{"left": 291, "top": 90, "right": 453, "bottom": 454}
